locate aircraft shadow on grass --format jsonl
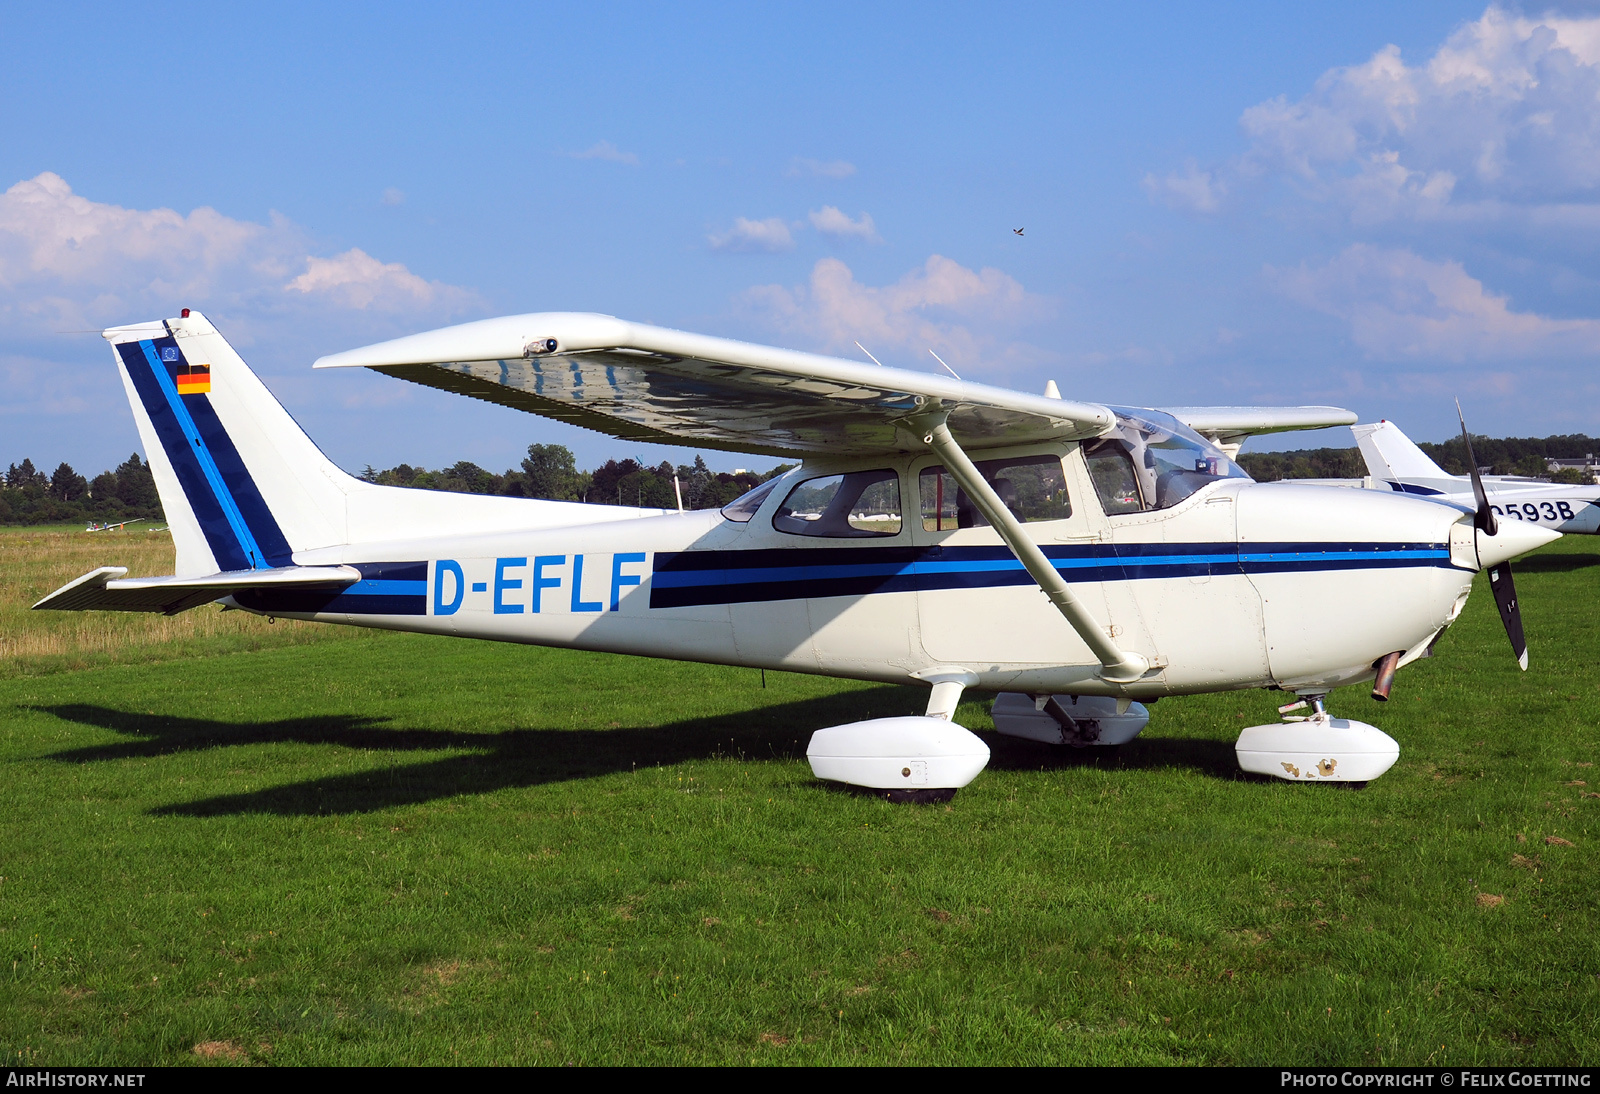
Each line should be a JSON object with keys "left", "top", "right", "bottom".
{"left": 30, "top": 692, "right": 1241, "bottom": 817}
{"left": 1512, "top": 551, "right": 1600, "bottom": 574}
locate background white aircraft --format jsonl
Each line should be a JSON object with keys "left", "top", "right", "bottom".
{"left": 35, "top": 312, "right": 1556, "bottom": 797}
{"left": 1354, "top": 420, "right": 1600, "bottom": 535}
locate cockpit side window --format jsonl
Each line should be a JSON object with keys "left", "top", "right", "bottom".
{"left": 1086, "top": 408, "right": 1252, "bottom": 514}
{"left": 1084, "top": 442, "right": 1144, "bottom": 515}
{"left": 920, "top": 454, "right": 1071, "bottom": 530}
{"left": 773, "top": 470, "right": 902, "bottom": 538}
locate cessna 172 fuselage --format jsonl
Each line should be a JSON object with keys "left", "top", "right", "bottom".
{"left": 36, "top": 311, "right": 1556, "bottom": 795}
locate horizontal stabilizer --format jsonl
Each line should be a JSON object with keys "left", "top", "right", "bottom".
{"left": 33, "top": 564, "right": 361, "bottom": 615}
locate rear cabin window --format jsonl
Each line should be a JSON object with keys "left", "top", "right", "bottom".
{"left": 919, "top": 454, "right": 1071, "bottom": 530}
{"left": 772, "top": 470, "right": 903, "bottom": 538}
{"left": 720, "top": 478, "right": 781, "bottom": 522}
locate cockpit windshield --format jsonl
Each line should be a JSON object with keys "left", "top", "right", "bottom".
{"left": 1083, "top": 407, "right": 1251, "bottom": 515}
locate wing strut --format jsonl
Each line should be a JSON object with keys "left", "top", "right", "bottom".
{"left": 917, "top": 414, "right": 1150, "bottom": 685}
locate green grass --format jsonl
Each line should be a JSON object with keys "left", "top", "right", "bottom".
{"left": 2, "top": 539, "right": 1598, "bottom": 1065}
{"left": 0, "top": 526, "right": 355, "bottom": 680}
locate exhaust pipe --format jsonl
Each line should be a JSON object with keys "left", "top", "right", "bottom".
{"left": 1371, "top": 650, "right": 1403, "bottom": 701}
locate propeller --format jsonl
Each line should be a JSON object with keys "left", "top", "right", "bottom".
{"left": 1457, "top": 401, "right": 1527, "bottom": 670}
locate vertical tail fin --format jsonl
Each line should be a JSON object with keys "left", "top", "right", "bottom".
{"left": 1352, "top": 420, "right": 1449, "bottom": 484}
{"left": 107, "top": 311, "right": 353, "bottom": 576}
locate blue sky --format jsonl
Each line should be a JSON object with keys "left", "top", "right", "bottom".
{"left": 6, "top": 1, "right": 1597, "bottom": 478}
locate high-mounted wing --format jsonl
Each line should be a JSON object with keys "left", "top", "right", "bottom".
{"left": 1161, "top": 406, "right": 1359, "bottom": 456}
{"left": 314, "top": 313, "right": 1115, "bottom": 458}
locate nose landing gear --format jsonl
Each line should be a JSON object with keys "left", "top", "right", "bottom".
{"left": 1235, "top": 692, "right": 1400, "bottom": 784}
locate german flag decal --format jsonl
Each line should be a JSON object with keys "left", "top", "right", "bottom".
{"left": 175, "top": 363, "right": 211, "bottom": 395}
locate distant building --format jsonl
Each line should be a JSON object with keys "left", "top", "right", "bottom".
{"left": 1547, "top": 454, "right": 1600, "bottom": 483}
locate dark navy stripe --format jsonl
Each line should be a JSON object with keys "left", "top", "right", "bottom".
{"left": 231, "top": 561, "right": 427, "bottom": 616}
{"left": 159, "top": 335, "right": 294, "bottom": 567}
{"left": 340, "top": 580, "right": 427, "bottom": 596}
{"left": 324, "top": 593, "right": 426, "bottom": 615}
{"left": 353, "top": 561, "right": 428, "bottom": 582}
{"left": 138, "top": 339, "right": 267, "bottom": 566}
{"left": 1385, "top": 481, "right": 1446, "bottom": 496}
{"left": 649, "top": 541, "right": 1455, "bottom": 608}
{"left": 234, "top": 589, "right": 427, "bottom": 616}
{"left": 118, "top": 341, "right": 254, "bottom": 571}
{"left": 119, "top": 335, "right": 297, "bottom": 568}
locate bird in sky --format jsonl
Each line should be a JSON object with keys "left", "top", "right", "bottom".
{"left": 1013, "top": 227, "right": 1024, "bottom": 235}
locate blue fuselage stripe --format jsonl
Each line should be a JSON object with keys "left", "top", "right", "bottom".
{"left": 648, "top": 542, "right": 1455, "bottom": 607}
{"left": 1239, "top": 549, "right": 1448, "bottom": 564}
{"left": 340, "top": 580, "right": 427, "bottom": 596}
{"left": 231, "top": 563, "right": 427, "bottom": 616}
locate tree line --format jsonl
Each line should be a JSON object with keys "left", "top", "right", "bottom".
{"left": 1236, "top": 433, "right": 1600, "bottom": 484}
{"left": 0, "top": 444, "right": 789, "bottom": 527}
{"left": 0, "top": 455, "right": 163, "bottom": 525}
{"left": 360, "top": 445, "right": 791, "bottom": 509}
{"left": 9, "top": 430, "right": 1596, "bottom": 526}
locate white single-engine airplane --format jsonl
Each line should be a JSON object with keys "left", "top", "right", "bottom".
{"left": 1354, "top": 420, "right": 1600, "bottom": 536}
{"left": 35, "top": 311, "right": 1558, "bottom": 797}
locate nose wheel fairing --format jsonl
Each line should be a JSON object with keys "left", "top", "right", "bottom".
{"left": 1236, "top": 699, "right": 1400, "bottom": 784}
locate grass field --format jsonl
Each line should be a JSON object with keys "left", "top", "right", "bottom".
{"left": 1, "top": 530, "right": 1597, "bottom": 1065}
{"left": 0, "top": 526, "right": 356, "bottom": 679}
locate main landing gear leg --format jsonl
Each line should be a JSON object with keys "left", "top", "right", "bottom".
{"left": 920, "top": 670, "right": 977, "bottom": 721}
{"left": 1234, "top": 691, "right": 1399, "bottom": 784}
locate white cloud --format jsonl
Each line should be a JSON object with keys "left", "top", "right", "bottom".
{"left": 788, "top": 158, "right": 857, "bottom": 179}
{"left": 569, "top": 140, "right": 640, "bottom": 166}
{"left": 808, "top": 206, "right": 881, "bottom": 242}
{"left": 1270, "top": 243, "right": 1600, "bottom": 360}
{"left": 0, "top": 172, "right": 273, "bottom": 290}
{"left": 1142, "top": 161, "right": 1226, "bottom": 213}
{"left": 743, "top": 254, "right": 1050, "bottom": 367}
{"left": 0, "top": 172, "right": 478, "bottom": 334}
{"left": 380, "top": 187, "right": 405, "bottom": 206}
{"left": 286, "top": 248, "right": 471, "bottom": 311}
{"left": 1157, "top": 6, "right": 1600, "bottom": 224}
{"left": 708, "top": 216, "right": 795, "bottom": 253}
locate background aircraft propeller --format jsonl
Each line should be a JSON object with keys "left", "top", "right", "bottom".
{"left": 1458, "top": 402, "right": 1528, "bottom": 670}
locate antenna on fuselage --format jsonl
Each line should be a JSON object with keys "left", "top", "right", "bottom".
{"left": 929, "top": 350, "right": 961, "bottom": 381}
{"left": 854, "top": 341, "right": 884, "bottom": 367}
